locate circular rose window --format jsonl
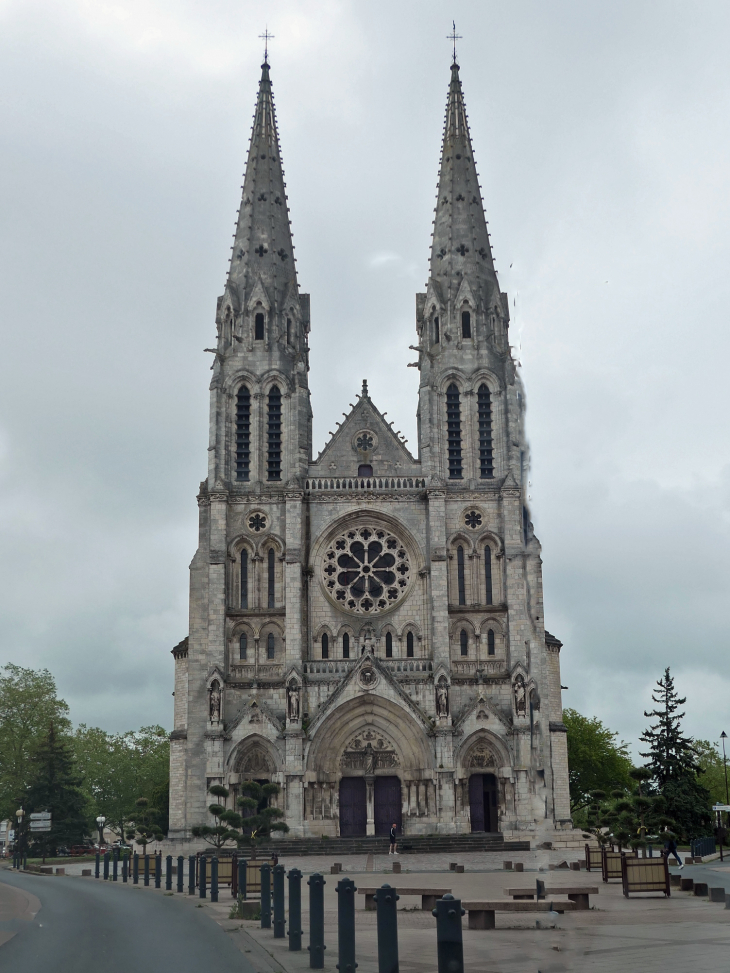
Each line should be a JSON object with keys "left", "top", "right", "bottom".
{"left": 322, "top": 526, "right": 411, "bottom": 614}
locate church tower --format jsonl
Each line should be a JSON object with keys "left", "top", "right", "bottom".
{"left": 169, "top": 54, "right": 572, "bottom": 844}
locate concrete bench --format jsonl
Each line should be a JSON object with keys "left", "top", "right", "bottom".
{"left": 462, "top": 899, "right": 578, "bottom": 930}
{"left": 358, "top": 887, "right": 451, "bottom": 911}
{"left": 503, "top": 886, "right": 598, "bottom": 910}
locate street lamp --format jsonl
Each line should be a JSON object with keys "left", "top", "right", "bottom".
{"left": 721, "top": 732, "right": 729, "bottom": 805}
{"left": 96, "top": 814, "right": 106, "bottom": 849}
{"left": 15, "top": 807, "right": 24, "bottom": 864}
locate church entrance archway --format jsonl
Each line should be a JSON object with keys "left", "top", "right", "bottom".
{"left": 374, "top": 777, "right": 402, "bottom": 836}
{"left": 339, "top": 778, "right": 367, "bottom": 836}
{"left": 469, "top": 773, "right": 498, "bottom": 833}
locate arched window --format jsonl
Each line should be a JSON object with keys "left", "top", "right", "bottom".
{"left": 254, "top": 312, "right": 265, "bottom": 340}
{"left": 484, "top": 545, "right": 493, "bottom": 605}
{"left": 240, "top": 549, "right": 249, "bottom": 609}
{"left": 267, "top": 632, "right": 275, "bottom": 659}
{"left": 478, "top": 384, "right": 494, "bottom": 479}
{"left": 235, "top": 386, "right": 251, "bottom": 481}
{"left": 286, "top": 317, "right": 292, "bottom": 345}
{"left": 385, "top": 632, "right": 393, "bottom": 658}
{"left": 406, "top": 631, "right": 414, "bottom": 657}
{"left": 321, "top": 633, "right": 329, "bottom": 659}
{"left": 434, "top": 316, "right": 440, "bottom": 344}
{"left": 456, "top": 545, "right": 466, "bottom": 605}
{"left": 239, "top": 633, "right": 247, "bottom": 660}
{"left": 460, "top": 629, "right": 468, "bottom": 656}
{"left": 342, "top": 633, "right": 350, "bottom": 659}
{"left": 446, "top": 384, "right": 463, "bottom": 479}
{"left": 267, "top": 548, "right": 275, "bottom": 608}
{"left": 267, "top": 386, "right": 282, "bottom": 481}
{"left": 461, "top": 309, "right": 471, "bottom": 338}
{"left": 487, "top": 629, "right": 495, "bottom": 656}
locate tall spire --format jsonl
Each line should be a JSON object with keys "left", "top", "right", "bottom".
{"left": 227, "top": 58, "right": 298, "bottom": 309}
{"left": 429, "top": 60, "right": 496, "bottom": 302}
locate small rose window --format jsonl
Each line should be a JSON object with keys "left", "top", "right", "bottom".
{"left": 322, "top": 526, "right": 411, "bottom": 614}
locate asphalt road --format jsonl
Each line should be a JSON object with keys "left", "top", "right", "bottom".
{"left": 0, "top": 868, "right": 257, "bottom": 973}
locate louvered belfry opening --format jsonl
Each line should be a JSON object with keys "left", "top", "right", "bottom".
{"left": 446, "top": 383, "right": 463, "bottom": 478}
{"left": 478, "top": 384, "right": 494, "bottom": 478}
{"left": 235, "top": 385, "right": 251, "bottom": 481}
{"left": 267, "top": 385, "right": 282, "bottom": 480}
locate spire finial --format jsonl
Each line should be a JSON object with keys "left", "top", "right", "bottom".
{"left": 259, "top": 27, "right": 275, "bottom": 63}
{"left": 447, "top": 21, "right": 462, "bottom": 65}
{"left": 362, "top": 379, "right": 369, "bottom": 396}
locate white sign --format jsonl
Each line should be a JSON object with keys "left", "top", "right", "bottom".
{"left": 7, "top": 830, "right": 15, "bottom": 841}
{"left": 713, "top": 804, "right": 730, "bottom": 813}
{"left": 30, "top": 823, "right": 52, "bottom": 832}
{"left": 30, "top": 812, "right": 52, "bottom": 821}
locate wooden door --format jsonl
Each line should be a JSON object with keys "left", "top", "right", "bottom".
{"left": 469, "top": 774, "right": 485, "bottom": 832}
{"left": 374, "top": 776, "right": 402, "bottom": 836}
{"left": 483, "top": 773, "right": 498, "bottom": 832}
{"left": 339, "top": 777, "right": 367, "bottom": 836}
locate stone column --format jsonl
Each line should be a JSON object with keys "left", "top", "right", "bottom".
{"left": 285, "top": 491, "right": 304, "bottom": 666}
{"left": 427, "top": 488, "right": 450, "bottom": 672}
{"left": 365, "top": 776, "right": 375, "bottom": 836}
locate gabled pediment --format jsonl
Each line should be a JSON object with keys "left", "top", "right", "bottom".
{"left": 454, "top": 692, "right": 512, "bottom": 733}
{"left": 226, "top": 695, "right": 283, "bottom": 736}
{"left": 454, "top": 275, "right": 477, "bottom": 310}
{"left": 247, "top": 276, "right": 271, "bottom": 312}
{"left": 424, "top": 278, "right": 445, "bottom": 313}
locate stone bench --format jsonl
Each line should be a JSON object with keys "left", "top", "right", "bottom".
{"left": 462, "top": 899, "right": 578, "bottom": 930}
{"left": 503, "top": 886, "right": 598, "bottom": 910}
{"left": 358, "top": 887, "right": 451, "bottom": 911}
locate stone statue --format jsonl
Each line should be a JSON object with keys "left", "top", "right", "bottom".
{"left": 436, "top": 682, "right": 449, "bottom": 717}
{"left": 209, "top": 682, "right": 221, "bottom": 722}
{"left": 288, "top": 684, "right": 300, "bottom": 720}
{"left": 364, "top": 742, "right": 375, "bottom": 775}
{"left": 513, "top": 675, "right": 526, "bottom": 716}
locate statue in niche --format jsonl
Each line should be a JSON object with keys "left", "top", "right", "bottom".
{"left": 364, "top": 742, "right": 375, "bottom": 775}
{"left": 209, "top": 681, "right": 221, "bottom": 722}
{"left": 288, "top": 684, "right": 300, "bottom": 721}
{"left": 513, "top": 675, "right": 527, "bottom": 716}
{"left": 436, "top": 681, "right": 449, "bottom": 718}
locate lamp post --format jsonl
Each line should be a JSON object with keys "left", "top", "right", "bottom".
{"left": 96, "top": 814, "right": 106, "bottom": 850}
{"left": 15, "top": 807, "right": 24, "bottom": 863}
{"left": 721, "top": 732, "right": 729, "bottom": 806}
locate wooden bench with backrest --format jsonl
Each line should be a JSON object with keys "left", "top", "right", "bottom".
{"left": 462, "top": 899, "right": 578, "bottom": 929}
{"left": 357, "top": 887, "right": 451, "bottom": 911}
{"left": 503, "top": 884, "right": 599, "bottom": 910}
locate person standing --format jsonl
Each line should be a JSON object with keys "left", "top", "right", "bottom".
{"left": 389, "top": 823, "right": 398, "bottom": 855}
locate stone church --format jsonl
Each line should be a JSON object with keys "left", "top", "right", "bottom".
{"left": 169, "top": 53, "right": 572, "bottom": 841}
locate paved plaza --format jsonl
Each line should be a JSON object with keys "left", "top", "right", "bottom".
{"left": 17, "top": 850, "right": 729, "bottom": 973}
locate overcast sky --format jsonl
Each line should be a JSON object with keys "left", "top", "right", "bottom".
{"left": 0, "top": 0, "right": 728, "bottom": 757}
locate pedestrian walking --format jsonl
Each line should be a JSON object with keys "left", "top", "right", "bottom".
{"left": 663, "top": 834, "right": 683, "bottom": 868}
{"left": 389, "top": 822, "right": 398, "bottom": 855}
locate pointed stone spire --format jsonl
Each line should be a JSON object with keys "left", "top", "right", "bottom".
{"left": 228, "top": 58, "right": 298, "bottom": 310}
{"left": 429, "top": 60, "right": 497, "bottom": 304}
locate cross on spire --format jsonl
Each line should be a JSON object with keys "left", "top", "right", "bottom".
{"left": 259, "top": 27, "right": 275, "bottom": 62}
{"left": 447, "top": 21, "right": 462, "bottom": 64}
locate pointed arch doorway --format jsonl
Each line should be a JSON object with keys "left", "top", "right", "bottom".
{"left": 468, "top": 773, "right": 499, "bottom": 833}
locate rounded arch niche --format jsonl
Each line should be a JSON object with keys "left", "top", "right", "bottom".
{"left": 305, "top": 696, "right": 433, "bottom": 779}
{"left": 229, "top": 736, "right": 280, "bottom": 777}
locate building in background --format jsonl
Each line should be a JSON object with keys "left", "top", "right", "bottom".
{"left": 169, "top": 53, "right": 571, "bottom": 841}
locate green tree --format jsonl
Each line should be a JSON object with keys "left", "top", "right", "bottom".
{"left": 125, "top": 797, "right": 164, "bottom": 851}
{"left": 640, "top": 668, "right": 712, "bottom": 839}
{"left": 563, "top": 708, "right": 633, "bottom": 813}
{"left": 694, "top": 740, "right": 729, "bottom": 807}
{"left": 0, "top": 665, "right": 71, "bottom": 819}
{"left": 23, "top": 723, "right": 87, "bottom": 858}
{"left": 73, "top": 724, "right": 169, "bottom": 840}
{"left": 191, "top": 780, "right": 290, "bottom": 853}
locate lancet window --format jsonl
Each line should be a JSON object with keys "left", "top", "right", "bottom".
{"left": 457, "top": 545, "right": 466, "bottom": 605}
{"left": 484, "top": 545, "right": 493, "bottom": 605}
{"left": 321, "top": 633, "right": 329, "bottom": 659}
{"left": 267, "top": 386, "right": 282, "bottom": 481}
{"left": 461, "top": 310, "right": 471, "bottom": 338}
{"left": 240, "top": 549, "right": 249, "bottom": 609}
{"left": 342, "top": 633, "right": 350, "bottom": 659}
{"left": 406, "top": 631, "right": 414, "bottom": 657}
{"left": 477, "top": 384, "right": 494, "bottom": 478}
{"left": 254, "top": 312, "right": 265, "bottom": 341}
{"left": 434, "top": 315, "right": 440, "bottom": 344}
{"left": 235, "top": 385, "right": 251, "bottom": 481}
{"left": 460, "top": 629, "right": 468, "bottom": 656}
{"left": 446, "top": 384, "right": 463, "bottom": 479}
{"left": 487, "top": 629, "right": 495, "bottom": 656}
{"left": 267, "top": 548, "right": 276, "bottom": 608}
{"left": 385, "top": 632, "right": 393, "bottom": 658}
{"left": 239, "top": 633, "right": 247, "bottom": 660}
{"left": 267, "top": 632, "right": 275, "bottom": 659}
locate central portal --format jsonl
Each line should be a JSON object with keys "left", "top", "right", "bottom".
{"left": 339, "top": 776, "right": 402, "bottom": 837}
{"left": 469, "top": 773, "right": 499, "bottom": 833}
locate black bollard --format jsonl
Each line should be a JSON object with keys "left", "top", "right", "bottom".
{"left": 336, "top": 877, "right": 357, "bottom": 973}
{"left": 154, "top": 852, "right": 161, "bottom": 889}
{"left": 288, "top": 868, "right": 302, "bottom": 951}
{"left": 211, "top": 857, "right": 219, "bottom": 903}
{"left": 260, "top": 863, "right": 272, "bottom": 929}
{"left": 307, "top": 872, "right": 326, "bottom": 969}
{"left": 95, "top": 852, "right": 101, "bottom": 879}
{"left": 122, "top": 855, "right": 128, "bottom": 883}
{"left": 188, "top": 855, "right": 195, "bottom": 895}
{"left": 133, "top": 852, "right": 139, "bottom": 884}
{"left": 177, "top": 855, "right": 184, "bottom": 893}
{"left": 166, "top": 855, "right": 172, "bottom": 891}
{"left": 238, "top": 859, "right": 247, "bottom": 900}
{"left": 103, "top": 851, "right": 110, "bottom": 881}
{"left": 273, "top": 864, "right": 285, "bottom": 938}
{"left": 144, "top": 853, "right": 150, "bottom": 887}
{"left": 112, "top": 849, "right": 118, "bottom": 882}
{"left": 374, "top": 884, "right": 399, "bottom": 973}
{"left": 199, "top": 856, "right": 207, "bottom": 899}
{"left": 432, "top": 893, "right": 465, "bottom": 973}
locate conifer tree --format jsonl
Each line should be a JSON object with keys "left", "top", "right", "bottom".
{"left": 640, "top": 667, "right": 711, "bottom": 839}
{"left": 24, "top": 723, "right": 87, "bottom": 858}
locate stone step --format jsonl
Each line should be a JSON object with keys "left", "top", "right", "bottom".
{"left": 245, "top": 833, "right": 530, "bottom": 857}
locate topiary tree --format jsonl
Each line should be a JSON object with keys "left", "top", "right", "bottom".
{"left": 235, "top": 780, "right": 289, "bottom": 856}
{"left": 191, "top": 785, "right": 243, "bottom": 849}
{"left": 126, "top": 797, "right": 164, "bottom": 851}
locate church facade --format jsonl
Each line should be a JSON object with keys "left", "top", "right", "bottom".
{"left": 169, "top": 55, "right": 572, "bottom": 841}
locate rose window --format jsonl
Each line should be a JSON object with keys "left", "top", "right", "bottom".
{"left": 322, "top": 526, "right": 411, "bottom": 614}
